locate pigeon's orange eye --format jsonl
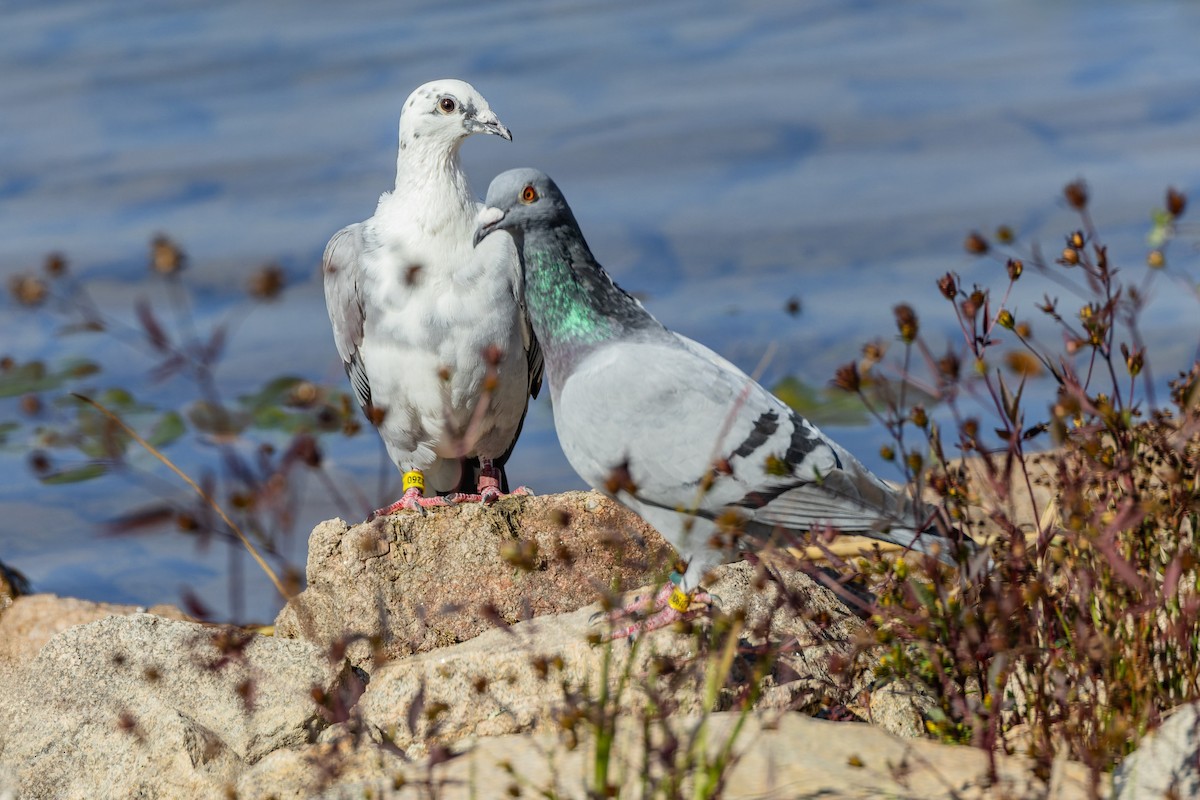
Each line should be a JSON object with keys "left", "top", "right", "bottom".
{"left": 521, "top": 185, "right": 538, "bottom": 204}
{"left": 438, "top": 97, "right": 456, "bottom": 114}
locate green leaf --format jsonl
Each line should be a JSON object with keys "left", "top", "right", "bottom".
{"left": 912, "top": 580, "right": 939, "bottom": 613}
{"left": 1147, "top": 209, "right": 1172, "bottom": 248}
{"left": 40, "top": 463, "right": 109, "bottom": 484}
{"left": 251, "top": 405, "right": 293, "bottom": 432}
{"left": 772, "top": 376, "right": 871, "bottom": 427}
{"left": 74, "top": 405, "right": 131, "bottom": 459}
{"left": 0, "top": 358, "right": 103, "bottom": 398}
{"left": 61, "top": 358, "right": 102, "bottom": 380}
{"left": 239, "top": 376, "right": 305, "bottom": 412}
{"left": 0, "top": 361, "right": 51, "bottom": 398}
{"left": 97, "top": 387, "right": 137, "bottom": 409}
{"left": 187, "top": 400, "right": 248, "bottom": 437}
{"left": 77, "top": 435, "right": 130, "bottom": 460}
{"left": 146, "top": 411, "right": 186, "bottom": 448}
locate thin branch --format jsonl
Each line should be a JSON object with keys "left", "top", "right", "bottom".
{"left": 71, "top": 392, "right": 290, "bottom": 600}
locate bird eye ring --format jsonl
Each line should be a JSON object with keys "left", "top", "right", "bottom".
{"left": 520, "top": 185, "right": 538, "bottom": 204}
{"left": 438, "top": 97, "right": 456, "bottom": 114}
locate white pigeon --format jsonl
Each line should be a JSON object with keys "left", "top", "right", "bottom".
{"left": 475, "top": 168, "right": 978, "bottom": 634}
{"left": 323, "top": 80, "right": 542, "bottom": 517}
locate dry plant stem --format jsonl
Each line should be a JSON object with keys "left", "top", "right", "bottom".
{"left": 72, "top": 392, "right": 290, "bottom": 600}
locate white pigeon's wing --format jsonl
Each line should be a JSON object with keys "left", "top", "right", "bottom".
{"left": 558, "top": 335, "right": 926, "bottom": 540}
{"left": 526, "top": 327, "right": 544, "bottom": 401}
{"left": 492, "top": 235, "right": 545, "bottom": 473}
{"left": 476, "top": 205, "right": 544, "bottom": 404}
{"left": 493, "top": 278, "right": 544, "bottom": 465}
{"left": 322, "top": 224, "right": 372, "bottom": 412}
{"left": 519, "top": 284, "right": 544, "bottom": 402}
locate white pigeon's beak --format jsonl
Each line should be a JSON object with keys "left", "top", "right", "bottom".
{"left": 470, "top": 110, "right": 512, "bottom": 141}
{"left": 474, "top": 206, "right": 506, "bottom": 246}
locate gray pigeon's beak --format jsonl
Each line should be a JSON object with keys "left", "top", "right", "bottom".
{"left": 474, "top": 206, "right": 506, "bottom": 247}
{"left": 471, "top": 110, "right": 512, "bottom": 141}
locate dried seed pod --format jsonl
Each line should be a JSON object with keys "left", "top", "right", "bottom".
{"left": 150, "top": 235, "right": 186, "bottom": 275}
{"left": 893, "top": 304, "right": 918, "bottom": 343}
{"left": 831, "top": 361, "right": 861, "bottom": 393}
{"left": 9, "top": 274, "right": 47, "bottom": 307}
{"left": 44, "top": 253, "right": 68, "bottom": 277}
{"left": 1167, "top": 187, "right": 1187, "bottom": 218}
{"left": 1063, "top": 179, "right": 1088, "bottom": 210}
{"left": 937, "top": 351, "right": 961, "bottom": 381}
{"left": 964, "top": 231, "right": 989, "bottom": 255}
{"left": 248, "top": 264, "right": 285, "bottom": 300}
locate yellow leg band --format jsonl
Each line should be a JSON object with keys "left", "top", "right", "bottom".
{"left": 402, "top": 470, "right": 425, "bottom": 494}
{"left": 668, "top": 587, "right": 691, "bottom": 613}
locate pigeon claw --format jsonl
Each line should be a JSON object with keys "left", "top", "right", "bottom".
{"left": 445, "top": 487, "right": 529, "bottom": 505}
{"left": 477, "top": 472, "right": 501, "bottom": 501}
{"left": 607, "top": 606, "right": 687, "bottom": 641}
{"left": 369, "top": 487, "right": 450, "bottom": 519}
{"left": 596, "top": 584, "right": 714, "bottom": 641}
{"left": 446, "top": 473, "right": 533, "bottom": 506}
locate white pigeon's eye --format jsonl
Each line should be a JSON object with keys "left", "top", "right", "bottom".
{"left": 520, "top": 185, "right": 538, "bottom": 204}
{"left": 438, "top": 97, "right": 457, "bottom": 114}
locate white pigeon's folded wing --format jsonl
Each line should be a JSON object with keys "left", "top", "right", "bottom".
{"left": 322, "top": 224, "right": 371, "bottom": 413}
{"left": 518, "top": 282, "right": 545, "bottom": 402}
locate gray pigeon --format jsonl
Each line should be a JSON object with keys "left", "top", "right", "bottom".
{"left": 475, "top": 168, "right": 977, "bottom": 632}
{"left": 323, "top": 80, "right": 542, "bottom": 517}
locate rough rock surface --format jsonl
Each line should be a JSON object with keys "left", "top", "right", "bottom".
{"left": 0, "top": 592, "right": 190, "bottom": 667}
{"left": 275, "top": 491, "right": 677, "bottom": 665}
{"left": 355, "top": 559, "right": 871, "bottom": 752}
{"left": 0, "top": 479, "right": 1103, "bottom": 799}
{"left": 231, "top": 711, "right": 1101, "bottom": 800}
{"left": 0, "top": 569, "right": 15, "bottom": 617}
{"left": 869, "top": 679, "right": 938, "bottom": 739}
{"left": 0, "top": 613, "right": 353, "bottom": 799}
{"left": 1114, "top": 702, "right": 1200, "bottom": 800}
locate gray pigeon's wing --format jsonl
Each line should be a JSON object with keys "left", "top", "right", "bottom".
{"left": 558, "top": 336, "right": 926, "bottom": 538}
{"left": 322, "top": 224, "right": 371, "bottom": 413}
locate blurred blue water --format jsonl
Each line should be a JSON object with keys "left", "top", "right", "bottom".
{"left": 2, "top": 0, "right": 1200, "bottom": 621}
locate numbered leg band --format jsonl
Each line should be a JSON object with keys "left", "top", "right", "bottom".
{"left": 668, "top": 587, "right": 692, "bottom": 613}
{"left": 402, "top": 470, "right": 425, "bottom": 494}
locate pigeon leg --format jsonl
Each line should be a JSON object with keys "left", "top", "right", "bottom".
{"left": 448, "top": 459, "right": 534, "bottom": 504}
{"left": 367, "top": 471, "right": 451, "bottom": 520}
{"left": 601, "top": 584, "right": 714, "bottom": 641}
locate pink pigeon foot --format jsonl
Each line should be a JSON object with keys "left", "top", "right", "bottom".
{"left": 600, "top": 584, "right": 714, "bottom": 640}
{"left": 447, "top": 466, "right": 535, "bottom": 505}
{"left": 477, "top": 471, "right": 503, "bottom": 503}
{"left": 368, "top": 486, "right": 451, "bottom": 520}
